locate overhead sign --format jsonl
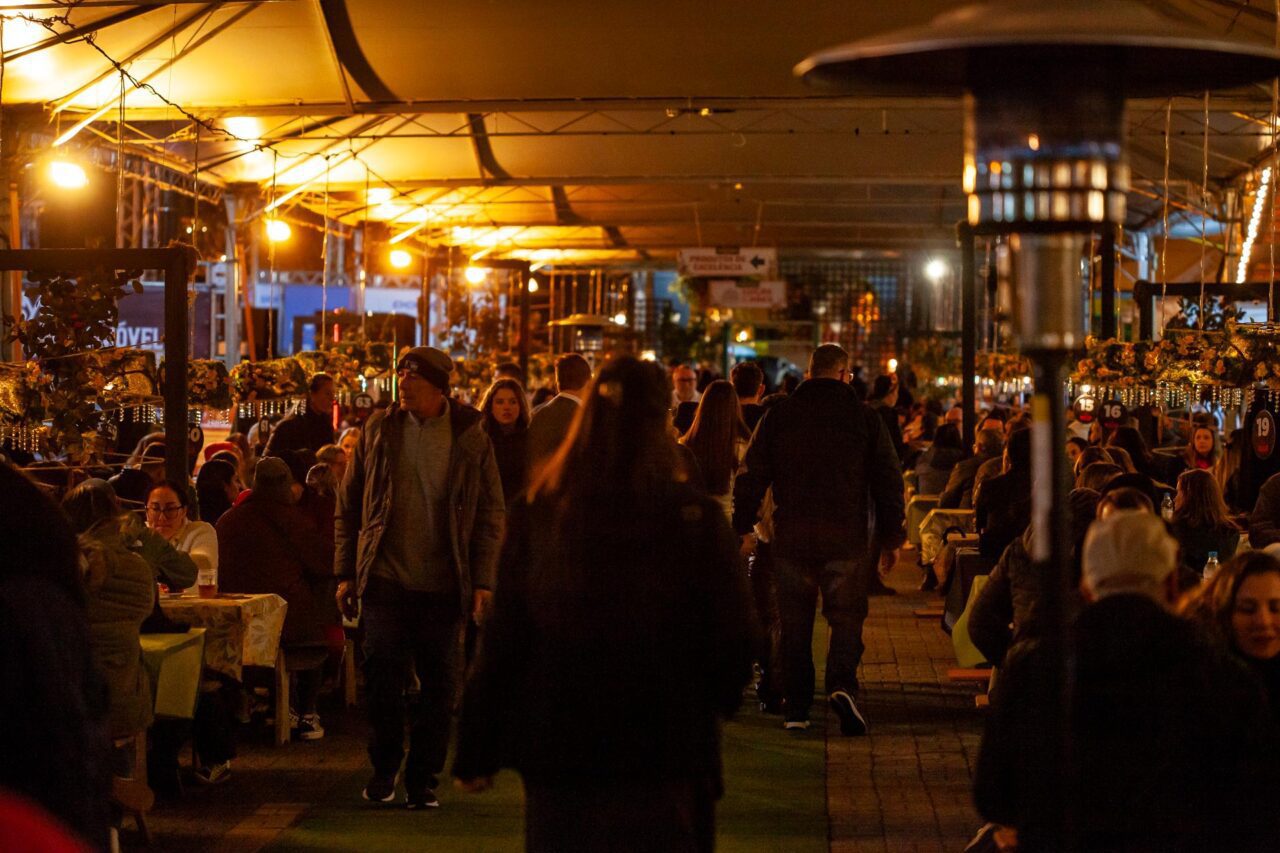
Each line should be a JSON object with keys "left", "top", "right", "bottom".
{"left": 677, "top": 247, "right": 777, "bottom": 278}
{"left": 1254, "top": 410, "right": 1276, "bottom": 460}
{"left": 707, "top": 279, "right": 787, "bottom": 309}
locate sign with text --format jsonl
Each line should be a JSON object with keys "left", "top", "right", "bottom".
{"left": 1072, "top": 395, "right": 1097, "bottom": 424}
{"left": 707, "top": 279, "right": 787, "bottom": 309}
{"left": 1099, "top": 399, "right": 1127, "bottom": 430}
{"left": 677, "top": 247, "right": 777, "bottom": 278}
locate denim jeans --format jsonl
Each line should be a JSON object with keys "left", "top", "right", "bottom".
{"left": 773, "top": 555, "right": 871, "bottom": 720}
{"left": 362, "top": 579, "right": 462, "bottom": 791}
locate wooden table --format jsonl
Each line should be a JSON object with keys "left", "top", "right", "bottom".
{"left": 159, "top": 592, "right": 292, "bottom": 745}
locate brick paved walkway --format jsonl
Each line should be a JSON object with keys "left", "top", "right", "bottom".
{"left": 141, "top": 547, "right": 984, "bottom": 851}
{"left": 825, "top": 550, "right": 987, "bottom": 853}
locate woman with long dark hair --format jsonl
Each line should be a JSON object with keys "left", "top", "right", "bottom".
{"left": 1171, "top": 468, "right": 1240, "bottom": 575}
{"left": 454, "top": 357, "right": 756, "bottom": 853}
{"left": 915, "top": 422, "right": 965, "bottom": 495}
{"left": 196, "top": 458, "right": 241, "bottom": 525}
{"left": 680, "top": 379, "right": 750, "bottom": 519}
{"left": 1106, "top": 426, "right": 1161, "bottom": 481}
{"left": 479, "top": 377, "right": 532, "bottom": 504}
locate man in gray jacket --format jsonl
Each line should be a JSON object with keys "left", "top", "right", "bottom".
{"left": 336, "top": 346, "right": 504, "bottom": 810}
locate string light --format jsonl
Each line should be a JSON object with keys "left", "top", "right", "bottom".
{"left": 1235, "top": 165, "right": 1273, "bottom": 283}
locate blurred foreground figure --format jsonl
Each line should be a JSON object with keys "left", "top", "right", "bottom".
{"left": 454, "top": 357, "right": 756, "bottom": 853}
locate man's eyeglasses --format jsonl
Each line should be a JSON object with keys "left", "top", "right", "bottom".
{"left": 146, "top": 503, "right": 185, "bottom": 518}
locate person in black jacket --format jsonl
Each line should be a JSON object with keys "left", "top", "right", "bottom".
{"left": 264, "top": 373, "right": 337, "bottom": 465}
{"left": 974, "top": 427, "right": 1032, "bottom": 561}
{"left": 733, "top": 344, "right": 906, "bottom": 734}
{"left": 938, "top": 428, "right": 1004, "bottom": 509}
{"left": 867, "top": 374, "right": 907, "bottom": 462}
{"left": 454, "top": 357, "right": 756, "bottom": 853}
{"left": 479, "top": 377, "right": 531, "bottom": 505}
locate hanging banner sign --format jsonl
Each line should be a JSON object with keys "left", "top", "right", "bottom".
{"left": 353, "top": 393, "right": 374, "bottom": 412}
{"left": 1254, "top": 410, "right": 1276, "bottom": 460}
{"left": 677, "top": 247, "right": 777, "bottom": 278}
{"left": 1072, "top": 395, "right": 1098, "bottom": 424}
{"left": 1099, "top": 399, "right": 1127, "bottom": 430}
{"left": 707, "top": 279, "right": 787, "bottom": 309}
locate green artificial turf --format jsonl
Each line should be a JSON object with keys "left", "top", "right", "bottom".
{"left": 269, "top": 620, "right": 830, "bottom": 852}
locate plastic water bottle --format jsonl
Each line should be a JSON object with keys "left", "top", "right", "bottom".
{"left": 1161, "top": 493, "right": 1174, "bottom": 522}
{"left": 1203, "top": 552, "right": 1220, "bottom": 581}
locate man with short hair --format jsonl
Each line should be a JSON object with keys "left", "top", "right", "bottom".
{"left": 264, "top": 373, "right": 336, "bottom": 464}
{"left": 939, "top": 428, "right": 1004, "bottom": 509}
{"left": 527, "top": 353, "right": 591, "bottom": 468}
{"left": 731, "top": 361, "right": 766, "bottom": 432}
{"left": 671, "top": 364, "right": 701, "bottom": 406}
{"left": 734, "top": 344, "right": 906, "bottom": 735}
{"left": 974, "top": 510, "right": 1277, "bottom": 850}
{"left": 335, "top": 346, "right": 504, "bottom": 810}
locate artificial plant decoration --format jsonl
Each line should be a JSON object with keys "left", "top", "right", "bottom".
{"left": 4, "top": 267, "right": 144, "bottom": 459}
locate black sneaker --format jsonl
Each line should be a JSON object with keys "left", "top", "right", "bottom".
{"left": 405, "top": 786, "right": 440, "bottom": 810}
{"left": 829, "top": 690, "right": 868, "bottom": 736}
{"left": 868, "top": 577, "right": 898, "bottom": 596}
{"left": 362, "top": 773, "right": 398, "bottom": 804}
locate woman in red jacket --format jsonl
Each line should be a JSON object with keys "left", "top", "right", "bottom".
{"left": 216, "top": 457, "right": 335, "bottom": 741}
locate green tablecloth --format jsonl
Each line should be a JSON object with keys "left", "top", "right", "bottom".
{"left": 158, "top": 593, "right": 287, "bottom": 681}
{"left": 139, "top": 629, "right": 206, "bottom": 720}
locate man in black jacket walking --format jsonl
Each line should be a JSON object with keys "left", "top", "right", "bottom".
{"left": 733, "top": 344, "right": 906, "bottom": 734}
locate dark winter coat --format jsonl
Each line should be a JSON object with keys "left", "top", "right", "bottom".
{"left": 974, "top": 468, "right": 1032, "bottom": 561}
{"left": 527, "top": 394, "right": 580, "bottom": 468}
{"left": 871, "top": 399, "right": 907, "bottom": 461}
{"left": 975, "top": 594, "right": 1280, "bottom": 851}
{"left": 334, "top": 399, "right": 505, "bottom": 610}
{"left": 453, "top": 484, "right": 757, "bottom": 788}
{"left": 264, "top": 404, "right": 335, "bottom": 463}
{"left": 914, "top": 445, "right": 965, "bottom": 496}
{"left": 733, "top": 378, "right": 906, "bottom": 565}
{"left": 217, "top": 493, "right": 333, "bottom": 647}
{"left": 1171, "top": 518, "right": 1240, "bottom": 575}
{"left": 938, "top": 452, "right": 998, "bottom": 510}
{"left": 487, "top": 425, "right": 529, "bottom": 505}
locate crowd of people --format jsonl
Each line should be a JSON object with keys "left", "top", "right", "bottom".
{"left": 5, "top": 341, "right": 1280, "bottom": 851}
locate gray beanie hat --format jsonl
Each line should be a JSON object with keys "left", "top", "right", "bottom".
{"left": 253, "top": 456, "right": 296, "bottom": 504}
{"left": 396, "top": 346, "right": 453, "bottom": 393}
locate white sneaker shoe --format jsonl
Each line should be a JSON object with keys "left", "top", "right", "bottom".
{"left": 297, "top": 713, "right": 325, "bottom": 741}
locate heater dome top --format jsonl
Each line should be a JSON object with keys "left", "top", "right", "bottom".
{"left": 796, "top": 0, "right": 1280, "bottom": 98}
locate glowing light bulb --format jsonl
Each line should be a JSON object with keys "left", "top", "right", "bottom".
{"left": 527, "top": 279, "right": 539, "bottom": 293}
{"left": 613, "top": 312, "right": 628, "bottom": 326}
{"left": 389, "top": 249, "right": 412, "bottom": 269}
{"left": 925, "top": 258, "right": 949, "bottom": 283}
{"left": 49, "top": 160, "right": 88, "bottom": 189}
{"left": 465, "top": 266, "right": 487, "bottom": 284}
{"left": 736, "top": 329, "right": 750, "bottom": 342}
{"left": 888, "top": 358, "right": 899, "bottom": 373}
{"left": 265, "top": 219, "right": 291, "bottom": 242}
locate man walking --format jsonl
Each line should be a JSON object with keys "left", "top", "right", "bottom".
{"left": 527, "top": 353, "right": 591, "bottom": 468}
{"left": 733, "top": 344, "right": 905, "bottom": 734}
{"left": 335, "top": 346, "right": 505, "bottom": 809}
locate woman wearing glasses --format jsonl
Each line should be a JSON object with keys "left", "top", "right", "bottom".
{"left": 145, "top": 480, "right": 219, "bottom": 594}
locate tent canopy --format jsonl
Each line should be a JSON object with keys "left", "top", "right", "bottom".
{"left": 3, "top": 0, "right": 1276, "bottom": 262}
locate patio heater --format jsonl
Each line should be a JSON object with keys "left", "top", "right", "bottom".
{"left": 797, "top": 0, "right": 1280, "bottom": 845}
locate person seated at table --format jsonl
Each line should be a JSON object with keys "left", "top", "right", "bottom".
{"left": 1102, "top": 444, "right": 1137, "bottom": 474}
{"left": 217, "top": 457, "right": 334, "bottom": 742}
{"left": 1095, "top": 485, "right": 1153, "bottom": 519}
{"left": 61, "top": 481, "right": 155, "bottom": 778}
{"left": 1167, "top": 425, "right": 1218, "bottom": 482}
{"left": 1180, "top": 551, "right": 1280, "bottom": 718}
{"left": 1171, "top": 469, "right": 1241, "bottom": 577}
{"left": 914, "top": 422, "right": 964, "bottom": 496}
{"left": 146, "top": 480, "right": 218, "bottom": 586}
{"left": 1076, "top": 461, "right": 1122, "bottom": 493}
{"left": 1065, "top": 436, "right": 1088, "bottom": 466}
{"left": 939, "top": 428, "right": 1003, "bottom": 510}
{"left": 1106, "top": 425, "right": 1166, "bottom": 483}
{"left": 974, "top": 428, "right": 1032, "bottom": 561}
{"left": 0, "top": 464, "right": 112, "bottom": 850}
{"left": 196, "top": 459, "right": 241, "bottom": 525}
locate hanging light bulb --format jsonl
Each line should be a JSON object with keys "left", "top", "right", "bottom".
{"left": 527, "top": 278, "right": 540, "bottom": 293}
{"left": 48, "top": 160, "right": 88, "bottom": 189}
{"left": 265, "top": 219, "right": 291, "bottom": 242}
{"left": 465, "top": 266, "right": 487, "bottom": 284}
{"left": 612, "top": 312, "right": 628, "bottom": 326}
{"left": 389, "top": 249, "right": 412, "bottom": 269}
